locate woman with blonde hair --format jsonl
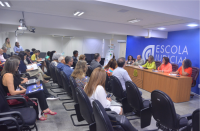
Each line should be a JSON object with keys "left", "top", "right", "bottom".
{"left": 79, "top": 55, "right": 86, "bottom": 61}
{"left": 71, "top": 60, "right": 88, "bottom": 89}
{"left": 84, "top": 67, "right": 123, "bottom": 115}
{"left": 2, "top": 38, "right": 11, "bottom": 55}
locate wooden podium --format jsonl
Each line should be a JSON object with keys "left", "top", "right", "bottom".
{"left": 124, "top": 66, "right": 192, "bottom": 103}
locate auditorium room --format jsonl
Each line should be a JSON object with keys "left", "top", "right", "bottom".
{"left": 0, "top": 0, "right": 199, "bottom": 131}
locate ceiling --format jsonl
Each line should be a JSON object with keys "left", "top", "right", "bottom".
{"left": 0, "top": 0, "right": 199, "bottom": 37}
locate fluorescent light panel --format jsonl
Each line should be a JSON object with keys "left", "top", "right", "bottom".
{"left": 74, "top": 11, "right": 84, "bottom": 16}
{"left": 187, "top": 24, "right": 198, "bottom": 27}
{"left": 158, "top": 27, "right": 166, "bottom": 30}
{"left": 4, "top": 2, "right": 10, "bottom": 7}
{"left": 74, "top": 11, "right": 80, "bottom": 16}
{"left": 78, "top": 12, "right": 84, "bottom": 16}
{"left": 0, "top": 1, "right": 4, "bottom": 6}
{"left": 128, "top": 19, "right": 141, "bottom": 23}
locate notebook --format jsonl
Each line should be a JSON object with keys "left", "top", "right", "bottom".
{"left": 27, "top": 64, "right": 38, "bottom": 70}
{"left": 26, "top": 79, "right": 36, "bottom": 85}
{"left": 26, "top": 84, "right": 43, "bottom": 94}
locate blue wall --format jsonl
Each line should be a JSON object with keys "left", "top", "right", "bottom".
{"left": 126, "top": 28, "right": 200, "bottom": 94}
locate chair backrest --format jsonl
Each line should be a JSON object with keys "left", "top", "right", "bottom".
{"left": 93, "top": 100, "right": 114, "bottom": 131}
{"left": 69, "top": 76, "right": 78, "bottom": 103}
{"left": 49, "top": 65, "right": 58, "bottom": 83}
{"left": 151, "top": 90, "right": 178, "bottom": 129}
{"left": 110, "top": 75, "right": 125, "bottom": 100}
{"left": 61, "top": 71, "right": 72, "bottom": 98}
{"left": 171, "top": 64, "right": 178, "bottom": 72}
{"left": 86, "top": 66, "right": 93, "bottom": 77}
{"left": 125, "top": 81, "right": 144, "bottom": 114}
{"left": 55, "top": 67, "right": 63, "bottom": 87}
{"left": 132, "top": 58, "right": 136, "bottom": 62}
{"left": 155, "top": 61, "right": 162, "bottom": 69}
{"left": 75, "top": 86, "right": 94, "bottom": 124}
{"left": 45, "top": 59, "right": 51, "bottom": 76}
{"left": 191, "top": 67, "right": 199, "bottom": 87}
{"left": 192, "top": 108, "right": 200, "bottom": 131}
{"left": 105, "top": 74, "right": 112, "bottom": 92}
{"left": 145, "top": 59, "right": 148, "bottom": 63}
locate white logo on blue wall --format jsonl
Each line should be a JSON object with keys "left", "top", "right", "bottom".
{"left": 142, "top": 45, "right": 155, "bottom": 61}
{"left": 142, "top": 45, "right": 188, "bottom": 64}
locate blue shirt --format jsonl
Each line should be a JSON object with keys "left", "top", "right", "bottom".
{"left": 57, "top": 62, "right": 65, "bottom": 71}
{"left": 63, "top": 65, "right": 74, "bottom": 79}
{"left": 13, "top": 46, "right": 23, "bottom": 55}
{"left": 18, "top": 60, "right": 27, "bottom": 73}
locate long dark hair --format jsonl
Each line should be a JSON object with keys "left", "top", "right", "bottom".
{"left": 184, "top": 59, "right": 192, "bottom": 69}
{"left": 18, "top": 51, "right": 27, "bottom": 61}
{"left": 5, "top": 38, "right": 9, "bottom": 43}
{"left": 104, "top": 59, "right": 117, "bottom": 70}
{"left": 128, "top": 55, "right": 133, "bottom": 61}
{"left": 1, "top": 58, "right": 20, "bottom": 76}
{"left": 163, "top": 57, "right": 170, "bottom": 65}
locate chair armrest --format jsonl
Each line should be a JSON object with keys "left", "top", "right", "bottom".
{"left": 0, "top": 117, "right": 20, "bottom": 131}
{"left": 6, "top": 96, "right": 28, "bottom": 107}
{"left": 180, "top": 113, "right": 192, "bottom": 120}
{"left": 0, "top": 111, "right": 24, "bottom": 125}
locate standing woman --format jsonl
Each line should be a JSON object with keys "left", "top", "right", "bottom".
{"left": 2, "top": 38, "right": 11, "bottom": 56}
{"left": 126, "top": 55, "right": 134, "bottom": 65}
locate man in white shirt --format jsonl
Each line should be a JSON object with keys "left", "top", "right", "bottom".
{"left": 113, "top": 57, "right": 142, "bottom": 95}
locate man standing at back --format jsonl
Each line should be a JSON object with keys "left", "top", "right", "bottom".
{"left": 63, "top": 56, "right": 74, "bottom": 79}
{"left": 133, "top": 55, "right": 144, "bottom": 66}
{"left": 90, "top": 53, "right": 102, "bottom": 70}
{"left": 113, "top": 57, "right": 142, "bottom": 94}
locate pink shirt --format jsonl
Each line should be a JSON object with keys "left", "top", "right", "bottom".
{"left": 157, "top": 63, "right": 172, "bottom": 73}
{"left": 0, "top": 54, "right": 6, "bottom": 62}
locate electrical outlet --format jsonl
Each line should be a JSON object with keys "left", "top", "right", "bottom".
{"left": 198, "top": 84, "right": 200, "bottom": 88}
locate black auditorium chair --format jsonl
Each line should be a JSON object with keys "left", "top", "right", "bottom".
{"left": 105, "top": 74, "right": 112, "bottom": 93}
{"left": 45, "top": 59, "right": 51, "bottom": 76}
{"left": 171, "top": 63, "right": 179, "bottom": 72}
{"left": 93, "top": 100, "right": 138, "bottom": 131}
{"left": 125, "top": 81, "right": 150, "bottom": 124}
{"left": 181, "top": 108, "right": 200, "bottom": 131}
{"left": 143, "top": 90, "right": 191, "bottom": 130}
{"left": 155, "top": 61, "right": 162, "bottom": 69}
{"left": 69, "top": 76, "right": 88, "bottom": 126}
{"left": 110, "top": 75, "right": 133, "bottom": 114}
{"left": 0, "top": 86, "right": 37, "bottom": 131}
{"left": 191, "top": 67, "right": 200, "bottom": 98}
{"left": 86, "top": 66, "right": 93, "bottom": 77}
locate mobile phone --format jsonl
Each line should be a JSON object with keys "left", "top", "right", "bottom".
{"left": 107, "top": 94, "right": 112, "bottom": 98}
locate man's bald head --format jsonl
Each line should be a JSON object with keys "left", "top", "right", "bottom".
{"left": 117, "top": 57, "right": 126, "bottom": 67}
{"left": 137, "top": 55, "right": 141, "bottom": 60}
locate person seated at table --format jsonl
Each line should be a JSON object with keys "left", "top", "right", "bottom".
{"left": 79, "top": 54, "right": 86, "bottom": 61}
{"left": 126, "top": 55, "right": 134, "bottom": 65}
{"left": 57, "top": 56, "right": 66, "bottom": 71}
{"left": 1, "top": 58, "right": 57, "bottom": 121}
{"left": 2, "top": 47, "right": 9, "bottom": 59}
{"left": 84, "top": 67, "right": 123, "bottom": 115}
{"left": 71, "top": 60, "right": 88, "bottom": 89}
{"left": 13, "top": 42, "right": 23, "bottom": 55}
{"left": 37, "top": 50, "right": 47, "bottom": 72}
{"left": 25, "top": 49, "right": 35, "bottom": 64}
{"left": 142, "top": 55, "right": 156, "bottom": 69}
{"left": 18, "top": 51, "right": 49, "bottom": 83}
{"left": 157, "top": 57, "right": 172, "bottom": 73}
{"left": 171, "top": 59, "right": 192, "bottom": 77}
{"left": 133, "top": 55, "right": 144, "bottom": 66}
{"left": 50, "top": 53, "right": 62, "bottom": 67}
{"left": 104, "top": 59, "right": 117, "bottom": 76}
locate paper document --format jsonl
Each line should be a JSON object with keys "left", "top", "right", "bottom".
{"left": 139, "top": 65, "right": 143, "bottom": 69}
{"left": 27, "top": 64, "right": 38, "bottom": 70}
{"left": 110, "top": 100, "right": 122, "bottom": 106}
{"left": 169, "top": 74, "right": 177, "bottom": 76}
{"left": 26, "top": 79, "right": 36, "bottom": 85}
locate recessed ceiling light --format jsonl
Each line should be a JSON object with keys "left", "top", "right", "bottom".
{"left": 4, "top": 2, "right": 10, "bottom": 7}
{"left": 187, "top": 24, "right": 198, "bottom": 27}
{"left": 0, "top": 1, "right": 4, "bottom": 6}
{"left": 128, "top": 19, "right": 141, "bottom": 23}
{"left": 74, "top": 11, "right": 84, "bottom": 16}
{"left": 158, "top": 27, "right": 166, "bottom": 30}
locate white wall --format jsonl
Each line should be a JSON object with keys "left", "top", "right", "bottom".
{"left": 8, "top": 32, "right": 125, "bottom": 59}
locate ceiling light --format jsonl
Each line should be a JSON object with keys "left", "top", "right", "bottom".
{"left": 158, "top": 27, "right": 166, "bottom": 30}
{"left": 74, "top": 11, "right": 80, "bottom": 16}
{"left": 4, "top": 2, "right": 10, "bottom": 7}
{"left": 78, "top": 12, "right": 84, "bottom": 16}
{"left": 128, "top": 19, "right": 141, "bottom": 23}
{"left": 187, "top": 24, "right": 198, "bottom": 27}
{"left": 0, "top": 1, "right": 4, "bottom": 6}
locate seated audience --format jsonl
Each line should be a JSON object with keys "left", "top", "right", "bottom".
{"left": 1, "top": 58, "right": 57, "bottom": 121}
{"left": 84, "top": 68, "right": 123, "bottom": 115}
{"left": 71, "top": 60, "right": 88, "bottom": 89}
{"left": 30, "top": 48, "right": 36, "bottom": 56}
{"left": 112, "top": 57, "right": 142, "bottom": 94}
{"left": 142, "top": 55, "right": 156, "bottom": 69}
{"left": 18, "top": 51, "right": 49, "bottom": 83}
{"left": 0, "top": 49, "right": 6, "bottom": 62}
{"left": 63, "top": 56, "right": 74, "bottom": 79}
{"left": 171, "top": 59, "right": 192, "bottom": 77}
{"left": 72, "top": 50, "right": 78, "bottom": 66}
{"left": 25, "top": 49, "right": 34, "bottom": 64}
{"left": 13, "top": 42, "right": 23, "bottom": 55}
{"left": 45, "top": 51, "right": 51, "bottom": 60}
{"left": 50, "top": 53, "right": 62, "bottom": 67}
{"left": 90, "top": 53, "right": 102, "bottom": 70}
{"left": 104, "top": 59, "right": 117, "bottom": 76}
{"left": 133, "top": 55, "right": 144, "bottom": 66}
{"left": 79, "top": 54, "right": 86, "bottom": 61}
{"left": 126, "top": 55, "right": 134, "bottom": 65}
{"left": 2, "top": 47, "right": 9, "bottom": 59}
{"left": 31, "top": 50, "right": 40, "bottom": 61}
{"left": 57, "top": 56, "right": 66, "bottom": 71}
{"left": 157, "top": 57, "right": 172, "bottom": 73}
{"left": 50, "top": 51, "right": 56, "bottom": 62}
